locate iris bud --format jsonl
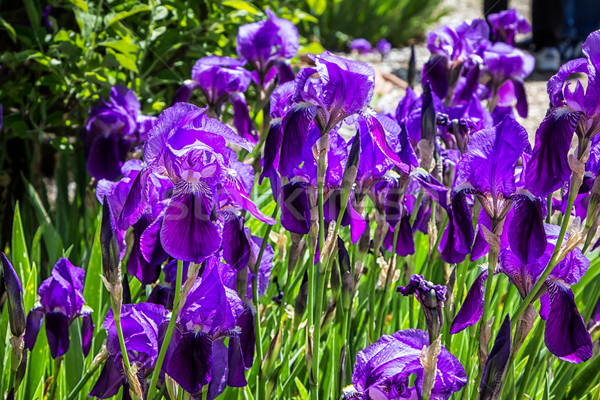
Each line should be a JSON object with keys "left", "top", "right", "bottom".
{"left": 1, "top": 253, "right": 25, "bottom": 337}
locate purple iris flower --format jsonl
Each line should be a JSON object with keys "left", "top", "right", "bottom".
{"left": 84, "top": 86, "right": 156, "bottom": 181}
{"left": 376, "top": 39, "right": 392, "bottom": 58}
{"left": 25, "top": 258, "right": 94, "bottom": 358}
{"left": 117, "top": 103, "right": 275, "bottom": 264}
{"left": 236, "top": 8, "right": 299, "bottom": 85}
{"left": 487, "top": 9, "right": 532, "bottom": 46}
{"left": 350, "top": 38, "right": 372, "bottom": 54}
{"left": 422, "top": 19, "right": 491, "bottom": 99}
{"left": 161, "top": 265, "right": 254, "bottom": 397}
{"left": 525, "top": 30, "right": 600, "bottom": 197}
{"left": 351, "top": 329, "right": 467, "bottom": 400}
{"left": 481, "top": 42, "right": 534, "bottom": 118}
{"left": 451, "top": 224, "right": 593, "bottom": 363}
{"left": 172, "top": 56, "right": 257, "bottom": 142}
{"left": 89, "top": 303, "right": 169, "bottom": 399}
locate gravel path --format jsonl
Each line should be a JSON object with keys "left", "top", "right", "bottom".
{"left": 345, "top": 0, "right": 552, "bottom": 140}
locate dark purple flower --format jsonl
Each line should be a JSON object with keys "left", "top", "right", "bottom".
{"left": 525, "top": 30, "right": 600, "bottom": 196}
{"left": 376, "top": 39, "right": 392, "bottom": 57}
{"left": 173, "top": 56, "right": 257, "bottom": 141}
{"left": 451, "top": 224, "right": 593, "bottom": 363}
{"left": 350, "top": 38, "right": 372, "bottom": 54}
{"left": 25, "top": 258, "right": 93, "bottom": 358}
{"left": 161, "top": 265, "right": 251, "bottom": 396}
{"left": 423, "top": 19, "right": 491, "bottom": 99}
{"left": 85, "top": 86, "right": 155, "bottom": 180}
{"left": 236, "top": 8, "right": 299, "bottom": 81}
{"left": 481, "top": 43, "right": 534, "bottom": 117}
{"left": 352, "top": 329, "right": 467, "bottom": 400}
{"left": 89, "top": 303, "right": 169, "bottom": 399}
{"left": 117, "top": 103, "right": 274, "bottom": 264}
{"left": 487, "top": 9, "right": 532, "bottom": 46}
{"left": 1, "top": 253, "right": 25, "bottom": 337}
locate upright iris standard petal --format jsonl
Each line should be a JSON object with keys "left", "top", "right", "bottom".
{"left": 540, "top": 282, "right": 593, "bottom": 363}
{"left": 450, "top": 270, "right": 487, "bottom": 334}
{"left": 457, "top": 116, "right": 529, "bottom": 197}
{"left": 280, "top": 181, "right": 311, "bottom": 234}
{"left": 525, "top": 109, "right": 583, "bottom": 196}
{"left": 160, "top": 183, "right": 221, "bottom": 263}
{"left": 25, "top": 308, "right": 44, "bottom": 351}
{"left": 349, "top": 38, "right": 372, "bottom": 54}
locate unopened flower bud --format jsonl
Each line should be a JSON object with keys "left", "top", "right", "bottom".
{"left": 1, "top": 253, "right": 26, "bottom": 337}
{"left": 398, "top": 274, "right": 446, "bottom": 342}
{"left": 100, "top": 197, "right": 122, "bottom": 294}
{"left": 261, "top": 328, "right": 283, "bottom": 379}
{"left": 294, "top": 272, "right": 309, "bottom": 329}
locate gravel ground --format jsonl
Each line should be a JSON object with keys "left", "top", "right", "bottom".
{"left": 343, "top": 0, "right": 553, "bottom": 140}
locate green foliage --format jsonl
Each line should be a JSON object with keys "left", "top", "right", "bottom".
{"left": 296, "top": 0, "right": 445, "bottom": 49}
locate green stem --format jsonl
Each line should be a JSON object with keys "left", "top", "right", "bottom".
{"left": 515, "top": 322, "right": 544, "bottom": 400}
{"left": 114, "top": 308, "right": 133, "bottom": 374}
{"left": 252, "top": 205, "right": 279, "bottom": 400}
{"left": 147, "top": 259, "right": 184, "bottom": 400}
{"left": 473, "top": 240, "right": 499, "bottom": 398}
{"left": 67, "top": 349, "right": 109, "bottom": 400}
{"left": 375, "top": 220, "right": 401, "bottom": 338}
{"left": 50, "top": 356, "right": 63, "bottom": 400}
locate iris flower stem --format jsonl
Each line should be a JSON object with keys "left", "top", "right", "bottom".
{"left": 66, "top": 348, "right": 109, "bottom": 400}
{"left": 147, "top": 259, "right": 184, "bottom": 400}
{"left": 252, "top": 205, "right": 279, "bottom": 400}
{"left": 375, "top": 220, "right": 401, "bottom": 338}
{"left": 50, "top": 356, "right": 63, "bottom": 400}
{"left": 511, "top": 176, "right": 579, "bottom": 324}
{"left": 514, "top": 321, "right": 544, "bottom": 400}
{"left": 473, "top": 240, "right": 500, "bottom": 398}
{"left": 113, "top": 308, "right": 133, "bottom": 376}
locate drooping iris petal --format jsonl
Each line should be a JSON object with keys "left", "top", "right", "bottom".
{"left": 227, "top": 336, "right": 247, "bottom": 387}
{"left": 139, "top": 215, "right": 168, "bottom": 266}
{"left": 88, "top": 355, "right": 126, "bottom": 399}
{"left": 118, "top": 169, "right": 148, "bottom": 230}
{"left": 440, "top": 186, "right": 475, "bottom": 263}
{"left": 259, "top": 119, "right": 283, "bottom": 199}
{"left": 165, "top": 328, "right": 213, "bottom": 394}
{"left": 160, "top": 183, "right": 221, "bottom": 263}
{"left": 45, "top": 311, "right": 71, "bottom": 358}
{"left": 237, "top": 302, "right": 256, "bottom": 369}
{"left": 280, "top": 181, "right": 311, "bottom": 234}
{"left": 86, "top": 134, "right": 123, "bottom": 181}
{"left": 540, "top": 282, "right": 593, "bottom": 363}
{"left": 25, "top": 308, "right": 44, "bottom": 351}
{"left": 450, "top": 270, "right": 487, "bottom": 334}
{"left": 383, "top": 212, "right": 415, "bottom": 257}
{"left": 457, "top": 116, "right": 529, "bottom": 197}
{"left": 229, "top": 92, "right": 258, "bottom": 142}
{"left": 279, "top": 103, "right": 318, "bottom": 177}
{"left": 525, "top": 109, "right": 583, "bottom": 197}
{"left": 81, "top": 313, "right": 94, "bottom": 357}
{"left": 207, "top": 340, "right": 229, "bottom": 400}
{"left": 222, "top": 213, "right": 251, "bottom": 271}
{"left": 507, "top": 194, "right": 546, "bottom": 264}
